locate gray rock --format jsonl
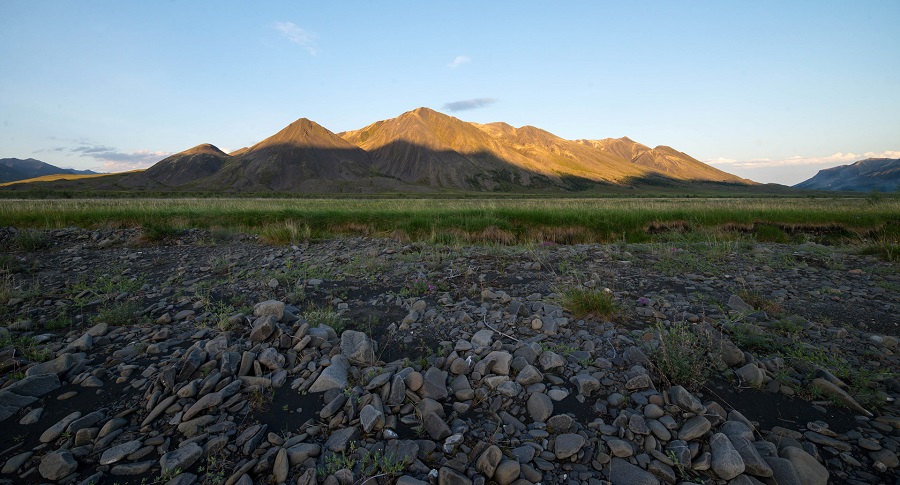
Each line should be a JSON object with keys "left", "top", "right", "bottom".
{"left": 249, "top": 315, "right": 277, "bottom": 343}
{"left": 111, "top": 460, "right": 155, "bottom": 476}
{"left": 728, "top": 435, "right": 773, "bottom": 477}
{"left": 475, "top": 445, "right": 502, "bottom": 478}
{"left": 182, "top": 391, "right": 223, "bottom": 421}
{"left": 670, "top": 385, "right": 704, "bottom": 414}
{"left": 710, "top": 432, "right": 745, "bottom": 480}
{"left": 40, "top": 411, "right": 82, "bottom": 443}
{"left": 780, "top": 447, "right": 828, "bottom": 485}
{"left": 515, "top": 364, "right": 543, "bottom": 385}
{"left": 25, "top": 352, "right": 86, "bottom": 379}
{"left": 870, "top": 448, "right": 899, "bottom": 468}
{"left": 325, "top": 427, "right": 360, "bottom": 452}
{"left": 341, "top": 330, "right": 376, "bottom": 366}
{"left": 421, "top": 366, "right": 448, "bottom": 400}
{"left": 609, "top": 457, "right": 660, "bottom": 485}
{"left": 625, "top": 374, "right": 653, "bottom": 390}
{"left": 607, "top": 439, "right": 633, "bottom": 457}
{"left": 624, "top": 346, "right": 652, "bottom": 366}
{"left": 254, "top": 300, "right": 285, "bottom": 320}
{"left": 764, "top": 456, "right": 802, "bottom": 485}
{"left": 286, "top": 443, "right": 321, "bottom": 465}
{"left": 424, "top": 412, "right": 451, "bottom": 440}
{"left": 538, "top": 350, "right": 565, "bottom": 371}
{"left": 527, "top": 392, "right": 553, "bottom": 422}
{"left": 100, "top": 439, "right": 142, "bottom": 465}
{"left": 728, "top": 294, "right": 754, "bottom": 312}
{"left": 19, "top": 406, "right": 43, "bottom": 424}
{"left": 572, "top": 374, "right": 601, "bottom": 397}
{"left": 39, "top": 449, "right": 78, "bottom": 481}
{"left": 5, "top": 372, "right": 61, "bottom": 397}
{"left": 808, "top": 378, "right": 872, "bottom": 417}
{"left": 273, "top": 448, "right": 289, "bottom": 484}
{"left": 159, "top": 443, "right": 203, "bottom": 474}
{"left": 679, "top": 415, "right": 711, "bottom": 441}
{"left": 257, "top": 347, "right": 285, "bottom": 370}
{"left": 439, "top": 466, "right": 473, "bottom": 485}
{"left": 471, "top": 329, "right": 494, "bottom": 348}
{"left": 2, "top": 451, "right": 32, "bottom": 474}
{"left": 309, "top": 355, "right": 350, "bottom": 393}
{"left": 554, "top": 433, "right": 586, "bottom": 460}
{"left": 360, "top": 404, "right": 384, "bottom": 433}
{"left": 494, "top": 459, "right": 521, "bottom": 485}
{"left": 735, "top": 364, "right": 765, "bottom": 387}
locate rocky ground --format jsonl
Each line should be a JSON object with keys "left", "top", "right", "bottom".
{"left": 0, "top": 227, "right": 898, "bottom": 485}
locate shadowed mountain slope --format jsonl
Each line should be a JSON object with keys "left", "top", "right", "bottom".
{"left": 124, "top": 144, "right": 228, "bottom": 188}
{"left": 795, "top": 158, "right": 900, "bottom": 192}
{"left": 0, "top": 158, "right": 97, "bottom": 183}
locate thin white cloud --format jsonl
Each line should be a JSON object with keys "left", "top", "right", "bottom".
{"left": 707, "top": 151, "right": 900, "bottom": 169}
{"left": 443, "top": 98, "right": 497, "bottom": 112}
{"left": 448, "top": 55, "right": 470, "bottom": 68}
{"left": 274, "top": 21, "right": 318, "bottom": 55}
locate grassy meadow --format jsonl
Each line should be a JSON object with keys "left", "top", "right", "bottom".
{"left": 0, "top": 197, "right": 898, "bottom": 247}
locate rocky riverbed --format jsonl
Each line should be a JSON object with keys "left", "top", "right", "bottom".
{"left": 0, "top": 227, "right": 898, "bottom": 485}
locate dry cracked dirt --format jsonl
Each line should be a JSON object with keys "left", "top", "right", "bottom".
{"left": 0, "top": 227, "right": 898, "bottom": 485}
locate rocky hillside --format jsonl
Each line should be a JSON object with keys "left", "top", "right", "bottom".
{"left": 0, "top": 227, "right": 898, "bottom": 484}
{"left": 2, "top": 108, "right": 757, "bottom": 193}
{"left": 795, "top": 158, "right": 900, "bottom": 192}
{"left": 0, "top": 158, "right": 96, "bottom": 184}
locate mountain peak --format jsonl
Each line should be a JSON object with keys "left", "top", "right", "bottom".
{"left": 181, "top": 143, "right": 227, "bottom": 157}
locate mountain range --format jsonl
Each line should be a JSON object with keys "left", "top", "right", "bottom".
{"left": 0, "top": 158, "right": 96, "bottom": 184}
{"left": 4, "top": 108, "right": 758, "bottom": 193}
{"left": 794, "top": 158, "right": 900, "bottom": 192}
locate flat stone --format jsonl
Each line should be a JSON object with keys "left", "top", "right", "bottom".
{"left": 100, "top": 439, "right": 143, "bottom": 465}
{"left": 780, "top": 447, "right": 828, "bottom": 485}
{"left": 609, "top": 457, "right": 660, "bottom": 485}
{"left": 159, "top": 442, "right": 203, "bottom": 474}
{"left": 308, "top": 355, "right": 349, "bottom": 393}
{"left": 670, "top": 385, "right": 704, "bottom": 414}
{"left": 728, "top": 435, "right": 773, "bottom": 478}
{"left": 421, "top": 367, "right": 448, "bottom": 400}
{"left": 494, "top": 459, "right": 521, "bottom": 485}
{"left": 870, "top": 448, "right": 899, "bottom": 468}
{"left": 735, "top": 363, "right": 765, "bottom": 387}
{"left": 554, "top": 433, "right": 586, "bottom": 460}
{"left": 439, "top": 466, "right": 472, "bottom": 485}
{"left": 324, "top": 427, "right": 359, "bottom": 452}
{"left": 679, "top": 415, "right": 711, "bottom": 441}
{"left": 40, "top": 411, "right": 82, "bottom": 443}
{"left": 2, "top": 451, "right": 32, "bottom": 474}
{"left": 25, "top": 353, "right": 86, "bottom": 379}
{"left": 475, "top": 445, "right": 502, "bottom": 478}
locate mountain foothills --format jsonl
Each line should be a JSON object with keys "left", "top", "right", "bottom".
{"left": 4, "top": 108, "right": 759, "bottom": 193}
{"left": 794, "top": 158, "right": 900, "bottom": 192}
{"left": 0, "top": 158, "right": 96, "bottom": 183}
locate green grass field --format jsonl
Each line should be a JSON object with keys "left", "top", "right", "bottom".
{"left": 1, "top": 197, "right": 897, "bottom": 246}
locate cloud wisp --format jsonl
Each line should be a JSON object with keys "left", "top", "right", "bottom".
{"left": 447, "top": 55, "right": 470, "bottom": 68}
{"left": 707, "top": 150, "right": 900, "bottom": 169}
{"left": 274, "top": 21, "right": 319, "bottom": 55}
{"left": 442, "top": 98, "right": 497, "bottom": 112}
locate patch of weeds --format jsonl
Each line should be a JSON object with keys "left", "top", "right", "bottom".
{"left": 247, "top": 387, "right": 275, "bottom": 412}
{"left": 859, "top": 242, "right": 900, "bottom": 263}
{"left": 400, "top": 275, "right": 444, "bottom": 297}
{"left": 753, "top": 224, "right": 792, "bottom": 243}
{"left": 11, "top": 229, "right": 51, "bottom": 252}
{"left": 197, "top": 452, "right": 230, "bottom": 485}
{"left": 736, "top": 290, "right": 783, "bottom": 316}
{"left": 319, "top": 442, "right": 405, "bottom": 479}
{"left": 540, "top": 342, "right": 578, "bottom": 356}
{"left": 141, "top": 222, "right": 182, "bottom": 242}
{"left": 96, "top": 300, "right": 142, "bottom": 326}
{"left": 302, "top": 305, "right": 347, "bottom": 333}
{"left": 558, "top": 286, "right": 618, "bottom": 320}
{"left": 770, "top": 317, "right": 804, "bottom": 336}
{"left": 259, "top": 220, "right": 311, "bottom": 245}
{"left": 648, "top": 320, "right": 711, "bottom": 390}
{"left": 0, "top": 334, "right": 51, "bottom": 362}
{"left": 652, "top": 246, "right": 715, "bottom": 276}
{"left": 44, "top": 311, "right": 72, "bottom": 331}
{"left": 205, "top": 301, "right": 239, "bottom": 332}
{"left": 729, "top": 323, "right": 783, "bottom": 354}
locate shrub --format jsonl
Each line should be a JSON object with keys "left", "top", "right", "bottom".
{"left": 650, "top": 321, "right": 711, "bottom": 390}
{"left": 559, "top": 286, "right": 618, "bottom": 320}
{"left": 13, "top": 229, "right": 51, "bottom": 251}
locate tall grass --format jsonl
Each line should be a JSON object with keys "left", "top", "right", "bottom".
{"left": 0, "top": 197, "right": 897, "bottom": 245}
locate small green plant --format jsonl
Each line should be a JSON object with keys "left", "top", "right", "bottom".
{"left": 736, "top": 290, "right": 783, "bottom": 316}
{"left": 558, "top": 286, "right": 618, "bottom": 320}
{"left": 247, "top": 387, "right": 275, "bottom": 412}
{"left": 302, "top": 305, "right": 347, "bottom": 332}
{"left": 45, "top": 312, "right": 72, "bottom": 330}
{"left": 96, "top": 300, "right": 141, "bottom": 326}
{"left": 12, "top": 229, "right": 51, "bottom": 251}
{"left": 649, "top": 320, "right": 711, "bottom": 390}
{"left": 0, "top": 334, "right": 51, "bottom": 362}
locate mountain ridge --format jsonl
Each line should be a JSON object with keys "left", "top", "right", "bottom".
{"left": 794, "top": 158, "right": 900, "bottom": 192}
{"left": 0, "top": 157, "right": 97, "bottom": 183}
{"left": 3, "top": 107, "right": 761, "bottom": 193}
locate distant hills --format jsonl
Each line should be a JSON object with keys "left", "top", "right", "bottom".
{"left": 0, "top": 158, "right": 97, "bottom": 183}
{"left": 3, "top": 108, "right": 760, "bottom": 194}
{"left": 794, "top": 158, "right": 900, "bottom": 192}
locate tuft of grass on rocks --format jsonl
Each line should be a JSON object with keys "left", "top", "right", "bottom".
{"left": 11, "top": 229, "right": 51, "bottom": 252}
{"left": 302, "top": 305, "right": 347, "bottom": 333}
{"left": 736, "top": 290, "right": 784, "bottom": 316}
{"left": 649, "top": 321, "right": 712, "bottom": 390}
{"left": 558, "top": 286, "right": 618, "bottom": 320}
{"left": 259, "top": 220, "right": 311, "bottom": 245}
{"left": 96, "top": 300, "right": 142, "bottom": 326}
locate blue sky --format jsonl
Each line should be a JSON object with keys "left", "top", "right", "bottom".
{"left": 1, "top": 1, "right": 898, "bottom": 185}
